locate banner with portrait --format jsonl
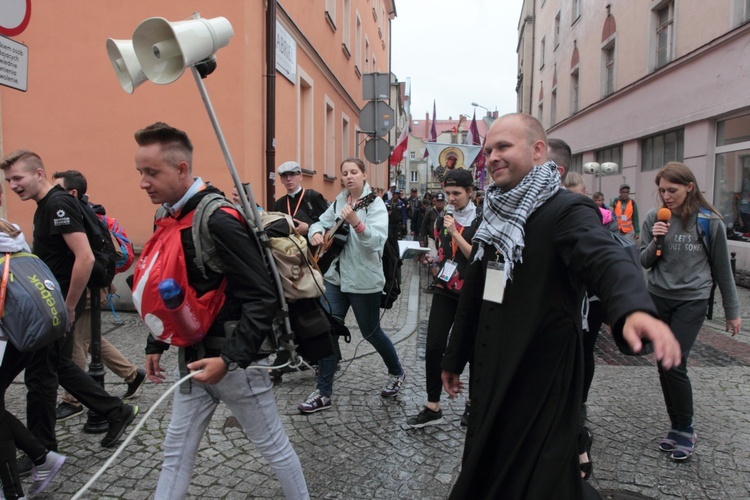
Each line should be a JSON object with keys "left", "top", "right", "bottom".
{"left": 424, "top": 142, "right": 483, "bottom": 182}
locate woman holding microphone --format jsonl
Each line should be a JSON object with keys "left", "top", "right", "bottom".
{"left": 641, "top": 162, "right": 741, "bottom": 461}
{"left": 406, "top": 169, "right": 481, "bottom": 428}
{"left": 298, "top": 158, "right": 405, "bottom": 413}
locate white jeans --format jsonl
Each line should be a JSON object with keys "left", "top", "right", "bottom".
{"left": 155, "top": 360, "right": 309, "bottom": 499}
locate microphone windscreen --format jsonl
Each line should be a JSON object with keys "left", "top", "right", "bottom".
{"left": 657, "top": 207, "right": 672, "bottom": 222}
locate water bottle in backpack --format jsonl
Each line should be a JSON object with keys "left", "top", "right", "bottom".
{"left": 158, "top": 279, "right": 203, "bottom": 344}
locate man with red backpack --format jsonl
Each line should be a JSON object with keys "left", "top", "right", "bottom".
{"left": 50, "top": 170, "right": 145, "bottom": 421}
{"left": 131, "top": 122, "right": 308, "bottom": 498}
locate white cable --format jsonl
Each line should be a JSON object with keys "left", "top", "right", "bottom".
{"left": 71, "top": 370, "right": 202, "bottom": 500}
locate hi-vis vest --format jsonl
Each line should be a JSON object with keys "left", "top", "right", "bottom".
{"left": 614, "top": 199, "right": 634, "bottom": 234}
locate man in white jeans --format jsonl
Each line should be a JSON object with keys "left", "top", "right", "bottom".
{"left": 132, "top": 122, "right": 309, "bottom": 499}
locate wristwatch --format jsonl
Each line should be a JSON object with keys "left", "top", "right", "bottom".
{"left": 220, "top": 354, "right": 239, "bottom": 371}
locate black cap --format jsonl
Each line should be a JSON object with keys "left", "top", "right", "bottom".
{"left": 410, "top": 187, "right": 418, "bottom": 192}
{"left": 443, "top": 168, "right": 473, "bottom": 188}
{"left": 434, "top": 193, "right": 445, "bottom": 201}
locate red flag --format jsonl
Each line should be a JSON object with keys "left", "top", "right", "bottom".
{"left": 389, "top": 122, "right": 410, "bottom": 166}
{"left": 467, "top": 111, "right": 480, "bottom": 146}
{"left": 424, "top": 100, "right": 437, "bottom": 158}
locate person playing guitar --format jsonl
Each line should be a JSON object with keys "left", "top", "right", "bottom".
{"left": 298, "top": 158, "right": 406, "bottom": 414}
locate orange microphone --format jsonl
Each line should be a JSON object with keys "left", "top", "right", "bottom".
{"left": 656, "top": 207, "right": 672, "bottom": 256}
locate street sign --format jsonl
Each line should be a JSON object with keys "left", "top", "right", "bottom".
{"left": 362, "top": 72, "right": 389, "bottom": 100}
{"left": 360, "top": 101, "right": 395, "bottom": 137}
{"left": 364, "top": 137, "right": 390, "bottom": 164}
{"left": 0, "top": 35, "right": 28, "bottom": 91}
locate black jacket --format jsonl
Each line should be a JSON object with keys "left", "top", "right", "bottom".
{"left": 145, "top": 187, "right": 278, "bottom": 368}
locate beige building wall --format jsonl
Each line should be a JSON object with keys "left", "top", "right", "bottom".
{"left": 0, "top": 0, "right": 394, "bottom": 246}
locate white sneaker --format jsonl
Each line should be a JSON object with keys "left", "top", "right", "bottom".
{"left": 28, "top": 451, "right": 66, "bottom": 497}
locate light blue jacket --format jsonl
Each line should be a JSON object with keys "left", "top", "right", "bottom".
{"left": 309, "top": 183, "right": 387, "bottom": 293}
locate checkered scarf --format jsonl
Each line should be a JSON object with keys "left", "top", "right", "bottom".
{"left": 473, "top": 161, "right": 560, "bottom": 283}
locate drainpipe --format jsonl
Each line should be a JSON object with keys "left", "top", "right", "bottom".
{"left": 266, "top": 0, "right": 277, "bottom": 207}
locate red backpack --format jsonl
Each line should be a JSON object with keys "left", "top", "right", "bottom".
{"left": 98, "top": 214, "right": 135, "bottom": 274}
{"left": 131, "top": 208, "right": 234, "bottom": 347}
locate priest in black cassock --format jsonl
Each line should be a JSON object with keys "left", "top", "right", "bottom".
{"left": 441, "top": 113, "right": 681, "bottom": 500}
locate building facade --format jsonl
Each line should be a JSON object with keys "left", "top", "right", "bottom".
{"left": 0, "top": 0, "right": 395, "bottom": 246}
{"left": 518, "top": 0, "right": 750, "bottom": 266}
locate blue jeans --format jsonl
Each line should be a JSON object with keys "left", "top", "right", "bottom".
{"left": 156, "top": 360, "right": 309, "bottom": 499}
{"left": 316, "top": 282, "right": 403, "bottom": 397}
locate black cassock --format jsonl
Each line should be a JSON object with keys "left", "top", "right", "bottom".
{"left": 443, "top": 190, "right": 656, "bottom": 500}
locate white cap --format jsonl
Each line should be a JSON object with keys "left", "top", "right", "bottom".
{"left": 278, "top": 161, "right": 302, "bottom": 175}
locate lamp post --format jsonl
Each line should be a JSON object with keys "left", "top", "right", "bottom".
{"left": 471, "top": 101, "right": 490, "bottom": 113}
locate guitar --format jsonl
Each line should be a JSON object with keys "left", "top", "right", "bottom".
{"left": 315, "top": 192, "right": 377, "bottom": 274}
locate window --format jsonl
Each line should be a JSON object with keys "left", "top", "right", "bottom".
{"left": 714, "top": 113, "right": 750, "bottom": 233}
{"left": 540, "top": 37, "right": 546, "bottom": 69}
{"left": 538, "top": 100, "right": 544, "bottom": 124}
{"left": 365, "top": 38, "right": 371, "bottom": 72}
{"left": 603, "top": 42, "right": 615, "bottom": 96}
{"left": 324, "top": 100, "right": 335, "bottom": 178}
{"left": 355, "top": 14, "right": 362, "bottom": 74}
{"left": 570, "top": 69, "right": 579, "bottom": 114}
{"left": 570, "top": 154, "right": 583, "bottom": 174}
{"left": 341, "top": 115, "right": 350, "bottom": 164}
{"left": 554, "top": 12, "right": 561, "bottom": 49}
{"left": 596, "top": 145, "right": 623, "bottom": 171}
{"left": 342, "top": 0, "right": 351, "bottom": 56}
{"left": 325, "top": 0, "right": 336, "bottom": 30}
{"left": 410, "top": 170, "right": 418, "bottom": 183}
{"left": 641, "top": 129, "right": 684, "bottom": 172}
{"left": 655, "top": 1, "right": 674, "bottom": 68}
{"left": 550, "top": 89, "right": 557, "bottom": 126}
{"left": 409, "top": 151, "right": 416, "bottom": 160}
{"left": 572, "top": 0, "right": 581, "bottom": 23}
{"left": 299, "top": 75, "right": 314, "bottom": 170}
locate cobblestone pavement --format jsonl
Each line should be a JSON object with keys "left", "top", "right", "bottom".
{"left": 5, "top": 259, "right": 750, "bottom": 498}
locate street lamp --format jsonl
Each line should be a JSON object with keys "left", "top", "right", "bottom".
{"left": 471, "top": 101, "right": 490, "bottom": 113}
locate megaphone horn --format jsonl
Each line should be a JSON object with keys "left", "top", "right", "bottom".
{"left": 132, "top": 16, "right": 234, "bottom": 85}
{"left": 106, "top": 39, "right": 147, "bottom": 94}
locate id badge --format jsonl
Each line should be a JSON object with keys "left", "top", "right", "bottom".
{"left": 438, "top": 260, "right": 458, "bottom": 282}
{"left": 620, "top": 214, "right": 627, "bottom": 221}
{"left": 483, "top": 260, "right": 506, "bottom": 304}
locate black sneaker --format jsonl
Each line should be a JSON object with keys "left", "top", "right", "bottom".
{"left": 56, "top": 402, "right": 84, "bottom": 421}
{"left": 123, "top": 369, "right": 147, "bottom": 399}
{"left": 406, "top": 406, "right": 444, "bottom": 428}
{"left": 101, "top": 404, "right": 138, "bottom": 448}
{"left": 17, "top": 454, "right": 33, "bottom": 478}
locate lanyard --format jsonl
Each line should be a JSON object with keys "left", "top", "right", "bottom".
{"left": 450, "top": 225, "right": 465, "bottom": 260}
{"left": 286, "top": 188, "right": 306, "bottom": 218}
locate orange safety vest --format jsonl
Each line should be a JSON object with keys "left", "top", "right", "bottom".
{"left": 614, "top": 199, "right": 634, "bottom": 233}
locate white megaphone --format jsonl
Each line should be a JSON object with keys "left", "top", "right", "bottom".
{"left": 106, "top": 39, "right": 147, "bottom": 94}
{"left": 132, "top": 16, "right": 234, "bottom": 85}
{"left": 583, "top": 162, "right": 600, "bottom": 174}
{"left": 601, "top": 162, "right": 618, "bottom": 174}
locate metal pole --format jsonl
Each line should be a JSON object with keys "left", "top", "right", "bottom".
{"left": 190, "top": 66, "right": 297, "bottom": 359}
{"left": 265, "top": 0, "right": 277, "bottom": 208}
{"left": 83, "top": 289, "right": 109, "bottom": 433}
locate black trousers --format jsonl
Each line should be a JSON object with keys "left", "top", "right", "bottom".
{"left": 425, "top": 292, "right": 462, "bottom": 403}
{"left": 1, "top": 341, "right": 47, "bottom": 499}
{"left": 25, "top": 298, "right": 123, "bottom": 451}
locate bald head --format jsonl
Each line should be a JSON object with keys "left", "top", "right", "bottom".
{"left": 484, "top": 113, "right": 548, "bottom": 191}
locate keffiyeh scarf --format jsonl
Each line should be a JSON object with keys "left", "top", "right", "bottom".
{"left": 473, "top": 161, "right": 561, "bottom": 283}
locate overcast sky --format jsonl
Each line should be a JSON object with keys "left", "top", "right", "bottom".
{"left": 391, "top": 0, "right": 524, "bottom": 121}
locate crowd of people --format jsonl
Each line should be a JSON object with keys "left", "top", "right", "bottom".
{"left": 0, "top": 113, "right": 742, "bottom": 499}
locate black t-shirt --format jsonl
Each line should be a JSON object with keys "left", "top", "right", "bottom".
{"left": 33, "top": 185, "right": 86, "bottom": 294}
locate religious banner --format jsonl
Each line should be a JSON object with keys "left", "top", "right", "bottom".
{"left": 424, "top": 142, "right": 483, "bottom": 182}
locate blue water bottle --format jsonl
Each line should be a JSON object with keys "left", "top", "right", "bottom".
{"left": 158, "top": 279, "right": 201, "bottom": 343}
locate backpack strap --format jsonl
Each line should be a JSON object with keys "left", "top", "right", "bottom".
{"left": 697, "top": 207, "right": 712, "bottom": 254}
{"left": 192, "top": 193, "right": 237, "bottom": 279}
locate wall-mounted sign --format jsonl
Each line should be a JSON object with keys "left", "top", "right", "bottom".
{"left": 0, "top": 35, "right": 28, "bottom": 91}
{"left": 0, "top": 0, "right": 32, "bottom": 37}
{"left": 276, "top": 20, "right": 296, "bottom": 83}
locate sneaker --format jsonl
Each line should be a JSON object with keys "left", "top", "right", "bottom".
{"left": 55, "top": 402, "right": 84, "bottom": 421}
{"left": 298, "top": 390, "right": 332, "bottom": 414}
{"left": 671, "top": 431, "right": 697, "bottom": 461}
{"left": 658, "top": 429, "right": 680, "bottom": 452}
{"left": 460, "top": 403, "right": 470, "bottom": 427}
{"left": 101, "top": 404, "right": 138, "bottom": 448}
{"left": 123, "top": 369, "right": 147, "bottom": 399}
{"left": 406, "top": 406, "right": 444, "bottom": 428}
{"left": 381, "top": 373, "right": 406, "bottom": 397}
{"left": 28, "top": 451, "right": 66, "bottom": 497}
{"left": 17, "top": 454, "right": 33, "bottom": 478}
